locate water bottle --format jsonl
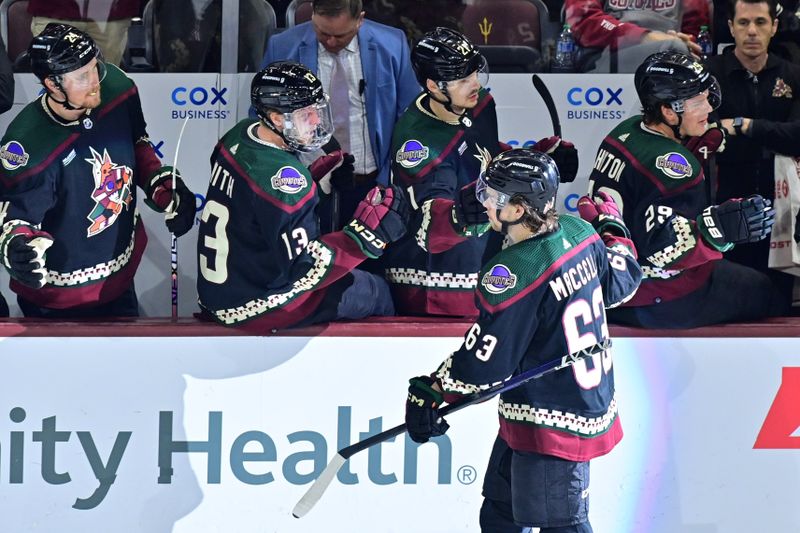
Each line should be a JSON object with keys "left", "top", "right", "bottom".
{"left": 552, "top": 24, "right": 576, "bottom": 73}
{"left": 697, "top": 25, "right": 713, "bottom": 60}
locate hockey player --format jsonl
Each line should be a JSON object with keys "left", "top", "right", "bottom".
{"left": 404, "top": 148, "right": 641, "bottom": 532}
{"left": 588, "top": 51, "right": 785, "bottom": 328}
{"left": 383, "top": 27, "right": 579, "bottom": 317}
{"left": 196, "top": 62, "right": 407, "bottom": 332}
{"left": 0, "top": 24, "right": 196, "bottom": 318}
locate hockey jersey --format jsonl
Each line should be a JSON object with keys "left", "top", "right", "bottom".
{"left": 384, "top": 89, "right": 501, "bottom": 317}
{"left": 436, "top": 215, "right": 642, "bottom": 461}
{"left": 196, "top": 119, "right": 369, "bottom": 331}
{"left": 0, "top": 64, "right": 163, "bottom": 309}
{"left": 588, "top": 115, "right": 725, "bottom": 306}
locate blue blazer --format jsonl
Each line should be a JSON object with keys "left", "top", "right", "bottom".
{"left": 256, "top": 19, "right": 421, "bottom": 184}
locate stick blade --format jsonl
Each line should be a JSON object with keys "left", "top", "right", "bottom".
{"left": 292, "top": 453, "right": 346, "bottom": 518}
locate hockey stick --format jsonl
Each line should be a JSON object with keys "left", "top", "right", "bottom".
{"left": 532, "top": 74, "right": 561, "bottom": 137}
{"left": 292, "top": 339, "right": 611, "bottom": 518}
{"left": 169, "top": 116, "right": 190, "bottom": 319}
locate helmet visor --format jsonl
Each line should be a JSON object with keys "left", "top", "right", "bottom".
{"left": 60, "top": 55, "right": 106, "bottom": 89}
{"left": 444, "top": 55, "right": 489, "bottom": 91}
{"left": 283, "top": 96, "right": 334, "bottom": 152}
{"left": 671, "top": 76, "right": 722, "bottom": 113}
{"left": 476, "top": 172, "right": 510, "bottom": 209}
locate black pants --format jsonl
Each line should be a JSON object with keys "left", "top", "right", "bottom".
{"left": 17, "top": 285, "right": 140, "bottom": 319}
{"left": 609, "top": 260, "right": 787, "bottom": 329}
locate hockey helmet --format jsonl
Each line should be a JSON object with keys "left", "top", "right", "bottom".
{"left": 29, "top": 23, "right": 105, "bottom": 84}
{"left": 477, "top": 148, "right": 559, "bottom": 213}
{"left": 635, "top": 51, "right": 721, "bottom": 114}
{"left": 251, "top": 61, "right": 334, "bottom": 152}
{"left": 411, "top": 27, "right": 488, "bottom": 89}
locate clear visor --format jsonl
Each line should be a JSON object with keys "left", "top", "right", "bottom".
{"left": 476, "top": 172, "right": 510, "bottom": 209}
{"left": 445, "top": 56, "right": 490, "bottom": 91}
{"left": 672, "top": 80, "right": 722, "bottom": 114}
{"left": 283, "top": 96, "right": 334, "bottom": 152}
{"left": 60, "top": 56, "right": 107, "bottom": 90}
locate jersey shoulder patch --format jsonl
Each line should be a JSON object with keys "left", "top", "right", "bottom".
{"left": 392, "top": 95, "right": 460, "bottom": 178}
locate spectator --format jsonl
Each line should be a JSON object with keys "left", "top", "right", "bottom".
{"left": 28, "top": 0, "right": 141, "bottom": 67}
{"left": 256, "top": 0, "right": 420, "bottom": 229}
{"left": 588, "top": 51, "right": 785, "bottom": 328}
{"left": 0, "top": 24, "right": 196, "bottom": 318}
{"left": 197, "top": 62, "right": 406, "bottom": 332}
{"left": 0, "top": 35, "right": 12, "bottom": 317}
{"left": 713, "top": 0, "right": 800, "bottom": 63}
{"left": 705, "top": 0, "right": 800, "bottom": 311}
{"left": 565, "top": 0, "right": 709, "bottom": 72}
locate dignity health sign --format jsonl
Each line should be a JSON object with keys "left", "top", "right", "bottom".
{"left": 0, "top": 334, "right": 799, "bottom": 532}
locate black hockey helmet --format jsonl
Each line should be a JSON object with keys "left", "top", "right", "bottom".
{"left": 411, "top": 27, "right": 487, "bottom": 88}
{"left": 251, "top": 61, "right": 333, "bottom": 152}
{"left": 28, "top": 23, "right": 101, "bottom": 82}
{"left": 251, "top": 61, "right": 325, "bottom": 118}
{"left": 477, "top": 148, "right": 559, "bottom": 213}
{"left": 634, "top": 51, "right": 721, "bottom": 114}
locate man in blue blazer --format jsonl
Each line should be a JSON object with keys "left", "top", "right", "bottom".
{"left": 256, "top": 0, "right": 420, "bottom": 189}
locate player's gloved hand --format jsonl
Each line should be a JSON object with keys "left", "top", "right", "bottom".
{"left": 344, "top": 185, "right": 409, "bottom": 259}
{"left": 452, "top": 180, "right": 490, "bottom": 237}
{"left": 698, "top": 195, "right": 775, "bottom": 248}
{"left": 1, "top": 231, "right": 54, "bottom": 288}
{"left": 146, "top": 166, "right": 197, "bottom": 237}
{"left": 795, "top": 207, "right": 800, "bottom": 244}
{"left": 498, "top": 141, "right": 513, "bottom": 152}
{"left": 308, "top": 150, "right": 357, "bottom": 194}
{"left": 684, "top": 125, "right": 726, "bottom": 163}
{"left": 532, "top": 136, "right": 579, "bottom": 183}
{"left": 577, "top": 191, "right": 630, "bottom": 238}
{"left": 406, "top": 375, "right": 449, "bottom": 444}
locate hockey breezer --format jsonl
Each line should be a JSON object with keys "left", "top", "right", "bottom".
{"left": 291, "top": 340, "right": 610, "bottom": 519}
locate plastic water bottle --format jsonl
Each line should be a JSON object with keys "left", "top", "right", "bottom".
{"left": 552, "top": 24, "right": 576, "bottom": 73}
{"left": 697, "top": 25, "right": 713, "bottom": 60}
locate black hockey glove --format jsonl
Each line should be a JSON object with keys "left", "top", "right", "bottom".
{"left": 698, "top": 195, "right": 775, "bottom": 249}
{"left": 452, "top": 180, "right": 489, "bottom": 237}
{"left": 1, "top": 232, "right": 54, "bottom": 289}
{"left": 344, "top": 185, "right": 409, "bottom": 259}
{"left": 532, "top": 136, "right": 579, "bottom": 183}
{"left": 577, "top": 191, "right": 630, "bottom": 238}
{"left": 406, "top": 375, "right": 450, "bottom": 444}
{"left": 795, "top": 207, "right": 800, "bottom": 244}
{"left": 309, "top": 151, "right": 356, "bottom": 194}
{"left": 146, "top": 167, "right": 197, "bottom": 237}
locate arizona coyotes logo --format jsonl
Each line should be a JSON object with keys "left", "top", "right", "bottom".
{"left": 85, "top": 147, "right": 133, "bottom": 237}
{"left": 772, "top": 77, "right": 793, "bottom": 99}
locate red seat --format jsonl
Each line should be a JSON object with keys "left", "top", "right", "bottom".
{"left": 286, "top": 0, "right": 312, "bottom": 27}
{"left": 1, "top": 0, "right": 33, "bottom": 64}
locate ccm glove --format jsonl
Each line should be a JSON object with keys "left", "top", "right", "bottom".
{"left": 684, "top": 125, "right": 726, "bottom": 163}
{"left": 344, "top": 185, "right": 409, "bottom": 259}
{"left": 698, "top": 195, "right": 775, "bottom": 249}
{"left": 146, "top": 166, "right": 197, "bottom": 237}
{"left": 406, "top": 375, "right": 450, "bottom": 444}
{"left": 577, "top": 191, "right": 630, "bottom": 238}
{"left": 1, "top": 232, "right": 54, "bottom": 288}
{"left": 532, "top": 136, "right": 579, "bottom": 183}
{"left": 452, "top": 180, "right": 490, "bottom": 237}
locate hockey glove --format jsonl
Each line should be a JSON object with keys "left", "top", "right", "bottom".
{"left": 795, "top": 207, "right": 800, "bottom": 244}
{"left": 146, "top": 167, "right": 197, "bottom": 237}
{"left": 577, "top": 191, "right": 630, "bottom": 238}
{"left": 344, "top": 185, "right": 409, "bottom": 259}
{"left": 452, "top": 180, "right": 490, "bottom": 237}
{"left": 1, "top": 232, "right": 54, "bottom": 288}
{"left": 406, "top": 375, "right": 450, "bottom": 444}
{"left": 308, "top": 150, "right": 356, "bottom": 194}
{"left": 684, "top": 125, "right": 726, "bottom": 163}
{"left": 532, "top": 136, "right": 579, "bottom": 183}
{"left": 698, "top": 195, "right": 775, "bottom": 249}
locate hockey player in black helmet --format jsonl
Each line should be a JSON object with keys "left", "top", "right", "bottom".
{"left": 0, "top": 23, "right": 197, "bottom": 317}
{"left": 384, "top": 28, "right": 579, "bottom": 317}
{"left": 404, "top": 148, "right": 641, "bottom": 532}
{"left": 197, "top": 61, "right": 409, "bottom": 332}
{"left": 586, "top": 51, "right": 786, "bottom": 328}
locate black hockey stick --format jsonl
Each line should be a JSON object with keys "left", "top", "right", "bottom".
{"left": 169, "top": 115, "right": 190, "bottom": 318}
{"left": 532, "top": 74, "right": 561, "bottom": 137}
{"left": 292, "top": 339, "right": 611, "bottom": 518}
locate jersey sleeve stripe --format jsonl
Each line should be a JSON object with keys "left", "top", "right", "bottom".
{"left": 414, "top": 129, "right": 465, "bottom": 179}
{"left": 96, "top": 85, "right": 138, "bottom": 121}
{"left": 477, "top": 233, "right": 600, "bottom": 314}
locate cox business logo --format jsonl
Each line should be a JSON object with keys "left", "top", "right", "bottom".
{"left": 2, "top": 406, "right": 469, "bottom": 510}
{"left": 566, "top": 86, "right": 625, "bottom": 121}
{"left": 171, "top": 86, "right": 230, "bottom": 120}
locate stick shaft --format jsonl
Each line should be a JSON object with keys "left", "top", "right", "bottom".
{"left": 532, "top": 74, "right": 561, "bottom": 137}
{"left": 170, "top": 116, "right": 190, "bottom": 318}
